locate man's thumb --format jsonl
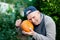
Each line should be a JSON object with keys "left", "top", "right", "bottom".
{"left": 29, "top": 28, "right": 33, "bottom": 32}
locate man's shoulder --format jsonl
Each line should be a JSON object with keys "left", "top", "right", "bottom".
{"left": 43, "top": 14, "right": 55, "bottom": 25}
{"left": 41, "top": 13, "right": 52, "bottom": 20}
{"left": 44, "top": 15, "right": 52, "bottom": 20}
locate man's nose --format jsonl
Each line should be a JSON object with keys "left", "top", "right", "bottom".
{"left": 32, "top": 19, "right": 35, "bottom": 23}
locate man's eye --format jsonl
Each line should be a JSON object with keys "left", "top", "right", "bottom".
{"left": 33, "top": 16, "right": 35, "bottom": 18}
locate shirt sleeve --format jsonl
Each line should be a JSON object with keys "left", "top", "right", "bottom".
{"left": 32, "top": 16, "right": 56, "bottom": 40}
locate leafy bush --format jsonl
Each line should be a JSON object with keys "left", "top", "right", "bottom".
{"left": 0, "top": 3, "right": 18, "bottom": 40}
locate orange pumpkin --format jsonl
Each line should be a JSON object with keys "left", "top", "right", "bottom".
{"left": 21, "top": 20, "right": 34, "bottom": 32}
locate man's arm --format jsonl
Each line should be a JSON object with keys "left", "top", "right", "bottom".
{"left": 32, "top": 16, "right": 56, "bottom": 40}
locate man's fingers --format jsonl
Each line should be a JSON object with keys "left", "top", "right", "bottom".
{"left": 29, "top": 28, "right": 33, "bottom": 32}
{"left": 22, "top": 31, "right": 32, "bottom": 35}
{"left": 22, "top": 31, "right": 28, "bottom": 34}
{"left": 15, "top": 19, "right": 22, "bottom": 27}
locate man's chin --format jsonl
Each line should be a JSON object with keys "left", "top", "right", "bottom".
{"left": 33, "top": 23, "right": 38, "bottom": 26}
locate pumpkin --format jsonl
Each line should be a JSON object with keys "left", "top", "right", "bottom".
{"left": 21, "top": 20, "right": 34, "bottom": 32}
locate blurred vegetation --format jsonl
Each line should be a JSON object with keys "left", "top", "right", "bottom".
{"left": 0, "top": 0, "right": 60, "bottom": 40}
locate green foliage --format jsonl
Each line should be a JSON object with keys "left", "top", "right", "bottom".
{"left": 0, "top": 5, "right": 18, "bottom": 40}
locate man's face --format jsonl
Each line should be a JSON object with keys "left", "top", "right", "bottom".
{"left": 27, "top": 11, "right": 41, "bottom": 25}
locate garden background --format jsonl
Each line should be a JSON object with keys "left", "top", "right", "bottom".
{"left": 0, "top": 0, "right": 60, "bottom": 40}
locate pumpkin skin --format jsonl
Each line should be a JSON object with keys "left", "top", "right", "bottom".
{"left": 21, "top": 20, "right": 34, "bottom": 32}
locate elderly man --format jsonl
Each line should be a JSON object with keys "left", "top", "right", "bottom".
{"left": 15, "top": 6, "right": 56, "bottom": 40}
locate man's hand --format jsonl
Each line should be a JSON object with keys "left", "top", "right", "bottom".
{"left": 22, "top": 28, "right": 35, "bottom": 36}
{"left": 15, "top": 19, "right": 22, "bottom": 27}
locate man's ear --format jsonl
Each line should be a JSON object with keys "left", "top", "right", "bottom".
{"left": 37, "top": 10, "right": 40, "bottom": 14}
